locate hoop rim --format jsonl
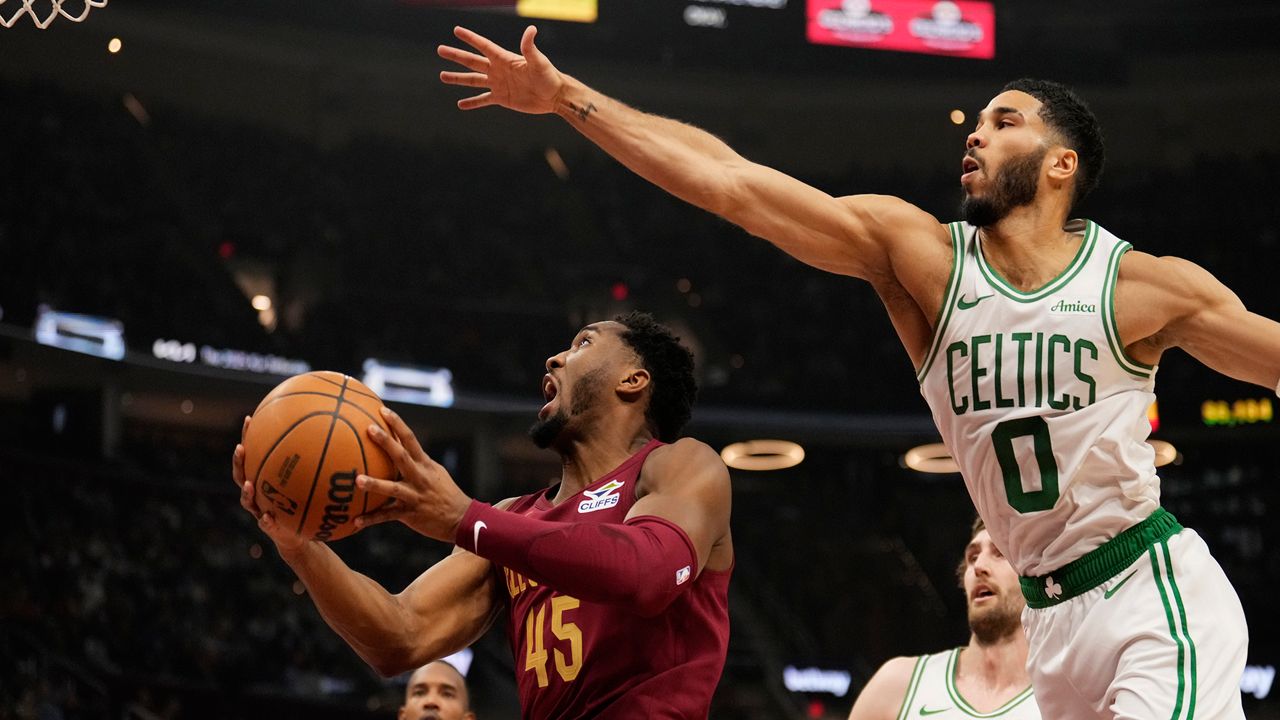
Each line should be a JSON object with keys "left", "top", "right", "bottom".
{"left": 0, "top": 0, "right": 108, "bottom": 30}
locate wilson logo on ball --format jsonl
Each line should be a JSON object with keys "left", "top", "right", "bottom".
{"left": 315, "top": 470, "right": 359, "bottom": 542}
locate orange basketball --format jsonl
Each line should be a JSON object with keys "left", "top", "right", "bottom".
{"left": 242, "top": 371, "right": 396, "bottom": 542}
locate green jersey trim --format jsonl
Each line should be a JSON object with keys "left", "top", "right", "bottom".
{"left": 943, "top": 648, "right": 1037, "bottom": 717}
{"left": 916, "top": 222, "right": 965, "bottom": 383}
{"left": 896, "top": 654, "right": 929, "bottom": 720}
{"left": 1101, "top": 241, "right": 1156, "bottom": 379}
{"left": 975, "top": 220, "right": 1098, "bottom": 302}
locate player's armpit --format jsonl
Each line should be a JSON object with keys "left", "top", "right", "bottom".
{"left": 847, "top": 656, "right": 919, "bottom": 720}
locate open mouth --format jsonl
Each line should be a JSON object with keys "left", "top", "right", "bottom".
{"left": 961, "top": 155, "right": 981, "bottom": 182}
{"left": 971, "top": 585, "right": 995, "bottom": 601}
{"left": 540, "top": 374, "right": 559, "bottom": 418}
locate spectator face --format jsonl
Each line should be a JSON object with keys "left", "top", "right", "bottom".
{"left": 397, "top": 662, "right": 474, "bottom": 720}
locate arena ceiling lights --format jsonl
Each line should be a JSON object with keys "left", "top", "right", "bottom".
{"left": 903, "top": 439, "right": 1180, "bottom": 474}
{"left": 901, "top": 442, "right": 958, "bottom": 474}
{"left": 721, "top": 439, "right": 805, "bottom": 471}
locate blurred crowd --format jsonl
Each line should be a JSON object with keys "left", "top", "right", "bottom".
{"left": 5, "top": 81, "right": 1276, "bottom": 415}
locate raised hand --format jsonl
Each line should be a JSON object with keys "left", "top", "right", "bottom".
{"left": 233, "top": 415, "right": 310, "bottom": 554}
{"left": 354, "top": 407, "right": 473, "bottom": 542}
{"left": 438, "top": 25, "right": 564, "bottom": 114}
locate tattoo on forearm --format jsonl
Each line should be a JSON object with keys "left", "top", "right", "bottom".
{"left": 568, "top": 101, "right": 597, "bottom": 122}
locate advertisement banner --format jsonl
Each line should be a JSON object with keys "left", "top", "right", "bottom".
{"left": 517, "top": 0, "right": 596, "bottom": 22}
{"left": 807, "top": 0, "right": 994, "bottom": 59}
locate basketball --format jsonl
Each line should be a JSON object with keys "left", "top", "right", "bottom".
{"left": 242, "top": 371, "right": 396, "bottom": 542}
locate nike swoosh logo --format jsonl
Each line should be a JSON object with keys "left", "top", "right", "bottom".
{"left": 1104, "top": 570, "right": 1138, "bottom": 599}
{"left": 957, "top": 293, "right": 994, "bottom": 310}
{"left": 473, "top": 520, "right": 487, "bottom": 553}
{"left": 919, "top": 707, "right": 952, "bottom": 716}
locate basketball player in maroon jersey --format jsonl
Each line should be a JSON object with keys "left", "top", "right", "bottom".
{"left": 233, "top": 311, "right": 733, "bottom": 719}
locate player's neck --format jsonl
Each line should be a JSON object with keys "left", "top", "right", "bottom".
{"left": 958, "top": 633, "right": 1030, "bottom": 693}
{"left": 552, "top": 421, "right": 653, "bottom": 503}
{"left": 978, "top": 203, "right": 1078, "bottom": 292}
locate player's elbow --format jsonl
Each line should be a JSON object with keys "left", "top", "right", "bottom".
{"left": 361, "top": 647, "right": 416, "bottom": 678}
{"left": 702, "top": 160, "right": 755, "bottom": 219}
{"left": 357, "top": 633, "right": 434, "bottom": 678}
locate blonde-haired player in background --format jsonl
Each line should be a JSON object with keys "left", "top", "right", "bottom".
{"left": 848, "top": 518, "right": 1038, "bottom": 720}
{"left": 438, "top": 25, "right": 1280, "bottom": 718}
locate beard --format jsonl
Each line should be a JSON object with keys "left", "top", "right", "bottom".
{"left": 968, "top": 592, "right": 1024, "bottom": 646}
{"left": 960, "top": 145, "right": 1047, "bottom": 227}
{"left": 527, "top": 368, "right": 608, "bottom": 450}
{"left": 528, "top": 410, "right": 567, "bottom": 449}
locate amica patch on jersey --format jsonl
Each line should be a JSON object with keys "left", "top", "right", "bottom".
{"left": 1049, "top": 298, "right": 1098, "bottom": 315}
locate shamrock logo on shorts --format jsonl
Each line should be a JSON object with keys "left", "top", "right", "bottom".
{"left": 1045, "top": 576, "right": 1063, "bottom": 599}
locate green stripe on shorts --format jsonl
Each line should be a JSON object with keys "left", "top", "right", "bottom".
{"left": 1150, "top": 542, "right": 1197, "bottom": 719}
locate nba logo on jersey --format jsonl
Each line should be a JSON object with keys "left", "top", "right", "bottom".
{"left": 675, "top": 566, "right": 691, "bottom": 586}
{"left": 578, "top": 479, "right": 626, "bottom": 513}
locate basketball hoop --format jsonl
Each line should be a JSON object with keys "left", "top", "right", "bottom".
{"left": 0, "top": 0, "right": 107, "bottom": 29}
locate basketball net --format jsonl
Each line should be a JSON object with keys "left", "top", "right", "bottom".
{"left": 0, "top": 0, "right": 107, "bottom": 29}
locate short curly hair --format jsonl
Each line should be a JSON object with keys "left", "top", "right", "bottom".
{"left": 1002, "top": 78, "right": 1106, "bottom": 207}
{"left": 614, "top": 311, "right": 697, "bottom": 442}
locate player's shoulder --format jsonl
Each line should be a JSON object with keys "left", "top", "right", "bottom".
{"left": 869, "top": 654, "right": 922, "bottom": 687}
{"left": 836, "top": 194, "right": 949, "bottom": 242}
{"left": 1117, "top": 249, "right": 1230, "bottom": 302}
{"left": 847, "top": 655, "right": 923, "bottom": 720}
{"left": 648, "top": 437, "right": 724, "bottom": 469}
{"left": 640, "top": 438, "right": 730, "bottom": 490}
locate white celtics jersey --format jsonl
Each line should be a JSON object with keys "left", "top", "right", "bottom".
{"left": 895, "top": 648, "right": 1039, "bottom": 719}
{"left": 918, "top": 219, "right": 1160, "bottom": 575}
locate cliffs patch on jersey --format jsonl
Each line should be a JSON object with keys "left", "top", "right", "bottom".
{"left": 578, "top": 479, "right": 625, "bottom": 513}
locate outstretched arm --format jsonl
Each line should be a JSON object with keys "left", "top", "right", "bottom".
{"left": 232, "top": 424, "right": 501, "bottom": 677}
{"left": 1117, "top": 252, "right": 1280, "bottom": 392}
{"left": 354, "top": 409, "right": 731, "bottom": 617}
{"left": 438, "top": 26, "right": 943, "bottom": 280}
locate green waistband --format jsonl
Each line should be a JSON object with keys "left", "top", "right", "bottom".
{"left": 1020, "top": 508, "right": 1182, "bottom": 609}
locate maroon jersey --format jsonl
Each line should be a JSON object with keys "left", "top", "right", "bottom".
{"left": 498, "top": 439, "right": 731, "bottom": 719}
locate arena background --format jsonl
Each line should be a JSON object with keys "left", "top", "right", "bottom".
{"left": 3, "top": 0, "right": 1280, "bottom": 717}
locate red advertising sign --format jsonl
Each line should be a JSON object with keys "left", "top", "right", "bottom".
{"left": 807, "top": 0, "right": 995, "bottom": 59}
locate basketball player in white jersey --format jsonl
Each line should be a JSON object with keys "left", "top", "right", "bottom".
{"left": 438, "top": 26, "right": 1280, "bottom": 718}
{"left": 847, "top": 518, "right": 1038, "bottom": 720}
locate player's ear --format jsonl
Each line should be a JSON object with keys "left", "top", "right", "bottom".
{"left": 618, "top": 367, "right": 651, "bottom": 400}
{"left": 1047, "top": 147, "right": 1078, "bottom": 186}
